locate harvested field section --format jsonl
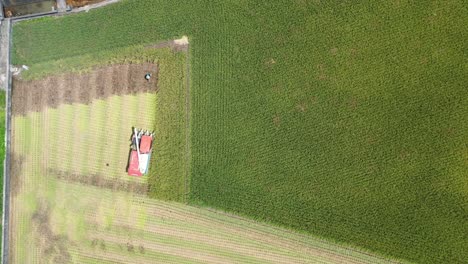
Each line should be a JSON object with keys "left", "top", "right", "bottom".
{"left": 13, "top": 93, "right": 155, "bottom": 185}
{"left": 12, "top": 172, "right": 397, "bottom": 264}
{"left": 8, "top": 92, "right": 155, "bottom": 263}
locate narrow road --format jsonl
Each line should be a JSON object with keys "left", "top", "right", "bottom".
{"left": 70, "top": 0, "right": 120, "bottom": 13}
{"left": 0, "top": 18, "right": 12, "bottom": 264}
{"left": 0, "top": 19, "right": 10, "bottom": 90}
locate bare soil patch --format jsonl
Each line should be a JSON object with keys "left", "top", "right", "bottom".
{"left": 12, "top": 63, "right": 158, "bottom": 115}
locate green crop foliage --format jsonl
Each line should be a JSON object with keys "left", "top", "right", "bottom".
{"left": 147, "top": 50, "right": 189, "bottom": 202}
{"left": 12, "top": 1, "right": 468, "bottom": 263}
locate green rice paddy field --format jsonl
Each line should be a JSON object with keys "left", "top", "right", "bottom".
{"left": 12, "top": 1, "right": 468, "bottom": 263}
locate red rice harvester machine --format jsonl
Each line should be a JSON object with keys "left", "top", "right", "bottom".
{"left": 128, "top": 128, "right": 154, "bottom": 176}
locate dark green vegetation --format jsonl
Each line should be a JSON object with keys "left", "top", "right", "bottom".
{"left": 12, "top": 1, "right": 468, "bottom": 263}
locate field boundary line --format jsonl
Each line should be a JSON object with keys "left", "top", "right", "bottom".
{"left": 1, "top": 18, "right": 12, "bottom": 264}
{"left": 200, "top": 207, "right": 406, "bottom": 264}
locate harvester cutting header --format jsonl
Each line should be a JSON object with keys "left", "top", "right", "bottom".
{"left": 127, "top": 128, "right": 154, "bottom": 176}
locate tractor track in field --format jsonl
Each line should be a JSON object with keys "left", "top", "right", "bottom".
{"left": 184, "top": 41, "right": 191, "bottom": 203}
{"left": 48, "top": 168, "right": 148, "bottom": 195}
{"left": 11, "top": 63, "right": 159, "bottom": 116}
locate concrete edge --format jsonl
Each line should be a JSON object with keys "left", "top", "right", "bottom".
{"left": 11, "top": 10, "right": 59, "bottom": 22}
{"left": 0, "top": 2, "right": 4, "bottom": 20}
{"left": 1, "top": 18, "right": 11, "bottom": 264}
{"left": 10, "top": 0, "right": 120, "bottom": 23}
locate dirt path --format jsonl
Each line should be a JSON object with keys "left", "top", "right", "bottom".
{"left": 69, "top": 0, "right": 120, "bottom": 13}
{"left": 183, "top": 39, "right": 191, "bottom": 202}
{"left": 11, "top": 63, "right": 158, "bottom": 115}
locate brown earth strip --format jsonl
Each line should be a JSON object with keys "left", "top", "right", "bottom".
{"left": 47, "top": 77, "right": 60, "bottom": 108}
{"left": 11, "top": 63, "right": 158, "bottom": 115}
{"left": 113, "top": 64, "right": 130, "bottom": 95}
{"left": 48, "top": 168, "right": 148, "bottom": 194}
